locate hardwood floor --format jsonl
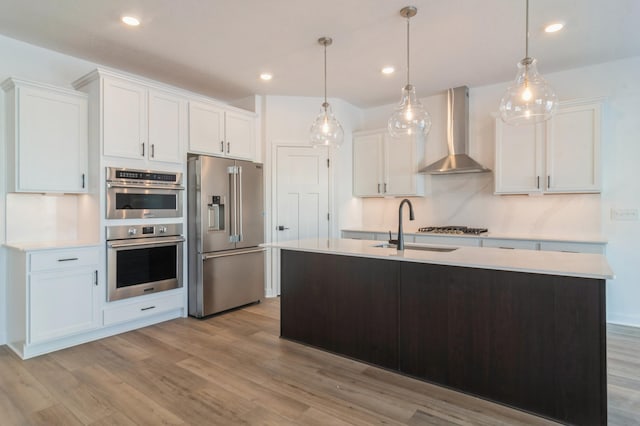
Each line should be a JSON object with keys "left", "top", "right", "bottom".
{"left": 0, "top": 298, "right": 638, "bottom": 425}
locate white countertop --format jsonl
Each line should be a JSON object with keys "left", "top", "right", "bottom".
{"left": 263, "top": 238, "right": 614, "bottom": 280}
{"left": 4, "top": 240, "right": 99, "bottom": 251}
{"left": 342, "top": 228, "right": 608, "bottom": 244}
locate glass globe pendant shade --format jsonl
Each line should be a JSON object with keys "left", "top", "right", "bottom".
{"left": 388, "top": 84, "right": 432, "bottom": 137}
{"left": 310, "top": 102, "right": 344, "bottom": 148}
{"left": 499, "top": 58, "right": 558, "bottom": 125}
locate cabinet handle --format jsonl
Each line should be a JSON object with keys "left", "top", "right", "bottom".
{"left": 82, "top": 173, "right": 86, "bottom": 189}
{"left": 141, "top": 143, "right": 145, "bottom": 157}
{"left": 227, "top": 142, "right": 230, "bottom": 154}
{"left": 384, "top": 183, "right": 387, "bottom": 193}
{"left": 151, "top": 144, "right": 155, "bottom": 158}
{"left": 141, "top": 306, "right": 156, "bottom": 311}
{"left": 536, "top": 176, "right": 540, "bottom": 189}
{"left": 548, "top": 175, "right": 551, "bottom": 188}
{"left": 377, "top": 183, "right": 381, "bottom": 193}
{"left": 57, "top": 257, "right": 79, "bottom": 262}
{"left": 94, "top": 270, "right": 98, "bottom": 286}
{"left": 498, "top": 247, "right": 515, "bottom": 250}
{"left": 220, "top": 141, "right": 224, "bottom": 152}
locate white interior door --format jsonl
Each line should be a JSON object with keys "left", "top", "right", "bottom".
{"left": 275, "top": 146, "right": 330, "bottom": 243}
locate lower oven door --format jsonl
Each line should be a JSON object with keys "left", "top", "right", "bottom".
{"left": 107, "top": 236, "right": 184, "bottom": 301}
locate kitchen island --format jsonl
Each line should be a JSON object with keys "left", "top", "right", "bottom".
{"left": 265, "top": 238, "right": 614, "bottom": 426}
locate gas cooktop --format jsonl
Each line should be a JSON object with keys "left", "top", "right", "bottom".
{"left": 418, "top": 226, "right": 488, "bottom": 235}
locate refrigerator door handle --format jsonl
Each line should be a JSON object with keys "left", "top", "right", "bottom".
{"left": 237, "top": 166, "right": 243, "bottom": 242}
{"left": 228, "top": 166, "right": 238, "bottom": 242}
{"left": 202, "top": 247, "right": 265, "bottom": 260}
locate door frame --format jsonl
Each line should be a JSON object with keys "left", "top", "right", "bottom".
{"left": 265, "top": 140, "right": 335, "bottom": 296}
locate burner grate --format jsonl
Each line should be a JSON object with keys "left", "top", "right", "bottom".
{"left": 418, "top": 226, "right": 488, "bottom": 235}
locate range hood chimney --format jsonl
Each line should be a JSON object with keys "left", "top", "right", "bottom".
{"left": 419, "top": 86, "right": 490, "bottom": 174}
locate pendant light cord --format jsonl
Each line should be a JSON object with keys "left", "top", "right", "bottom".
{"left": 323, "top": 42, "right": 328, "bottom": 109}
{"left": 525, "top": 0, "right": 529, "bottom": 59}
{"left": 406, "top": 14, "right": 411, "bottom": 86}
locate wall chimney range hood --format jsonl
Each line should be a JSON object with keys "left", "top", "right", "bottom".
{"left": 419, "top": 86, "right": 490, "bottom": 175}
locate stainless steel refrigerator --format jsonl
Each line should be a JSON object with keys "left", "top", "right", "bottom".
{"left": 187, "top": 154, "right": 265, "bottom": 318}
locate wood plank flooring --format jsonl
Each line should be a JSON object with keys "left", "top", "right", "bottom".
{"left": 0, "top": 298, "right": 638, "bottom": 425}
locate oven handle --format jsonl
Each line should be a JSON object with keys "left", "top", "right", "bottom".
{"left": 107, "top": 236, "right": 185, "bottom": 248}
{"left": 106, "top": 182, "right": 185, "bottom": 190}
{"left": 202, "top": 248, "right": 265, "bottom": 260}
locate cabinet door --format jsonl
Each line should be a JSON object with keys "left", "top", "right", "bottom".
{"left": 546, "top": 101, "right": 601, "bottom": 193}
{"left": 225, "top": 110, "right": 255, "bottom": 160}
{"left": 103, "top": 78, "right": 147, "bottom": 159}
{"left": 385, "top": 133, "right": 421, "bottom": 196}
{"left": 16, "top": 86, "right": 88, "bottom": 192}
{"left": 148, "top": 89, "right": 184, "bottom": 164}
{"left": 494, "top": 118, "right": 544, "bottom": 194}
{"left": 30, "top": 268, "right": 99, "bottom": 343}
{"left": 188, "top": 100, "right": 225, "bottom": 155}
{"left": 353, "top": 133, "right": 384, "bottom": 196}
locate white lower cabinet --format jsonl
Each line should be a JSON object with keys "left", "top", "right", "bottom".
{"left": 414, "top": 235, "right": 481, "bottom": 247}
{"left": 6, "top": 246, "right": 101, "bottom": 357}
{"left": 103, "top": 292, "right": 183, "bottom": 326}
{"left": 481, "top": 238, "right": 539, "bottom": 250}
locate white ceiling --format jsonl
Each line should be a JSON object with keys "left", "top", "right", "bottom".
{"left": 0, "top": 0, "right": 639, "bottom": 108}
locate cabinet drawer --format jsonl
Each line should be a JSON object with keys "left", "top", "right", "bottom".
{"left": 30, "top": 247, "right": 99, "bottom": 272}
{"left": 539, "top": 241, "right": 605, "bottom": 254}
{"left": 342, "top": 231, "right": 375, "bottom": 240}
{"left": 414, "top": 235, "right": 481, "bottom": 247}
{"left": 482, "top": 239, "right": 538, "bottom": 250}
{"left": 103, "top": 292, "right": 183, "bottom": 326}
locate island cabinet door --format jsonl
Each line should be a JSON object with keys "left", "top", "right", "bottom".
{"left": 398, "top": 263, "right": 606, "bottom": 426}
{"left": 280, "top": 250, "right": 399, "bottom": 370}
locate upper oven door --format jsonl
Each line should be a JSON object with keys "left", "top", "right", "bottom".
{"left": 106, "top": 184, "right": 183, "bottom": 219}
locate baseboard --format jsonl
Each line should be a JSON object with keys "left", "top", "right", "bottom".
{"left": 607, "top": 316, "right": 640, "bottom": 329}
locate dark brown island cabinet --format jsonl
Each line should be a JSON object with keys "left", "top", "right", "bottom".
{"left": 280, "top": 250, "right": 607, "bottom": 426}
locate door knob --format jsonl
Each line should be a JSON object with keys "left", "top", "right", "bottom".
{"left": 277, "top": 225, "right": 290, "bottom": 231}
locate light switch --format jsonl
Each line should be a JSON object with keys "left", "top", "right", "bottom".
{"left": 611, "top": 208, "right": 639, "bottom": 221}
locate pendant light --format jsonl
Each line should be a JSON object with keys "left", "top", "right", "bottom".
{"left": 388, "top": 6, "right": 431, "bottom": 138}
{"left": 499, "top": 0, "right": 557, "bottom": 125}
{"left": 310, "top": 37, "right": 344, "bottom": 148}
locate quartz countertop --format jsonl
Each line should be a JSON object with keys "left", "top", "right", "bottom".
{"left": 263, "top": 238, "right": 614, "bottom": 280}
{"left": 341, "top": 228, "right": 608, "bottom": 244}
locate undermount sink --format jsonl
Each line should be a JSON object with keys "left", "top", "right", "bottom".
{"left": 372, "top": 243, "right": 458, "bottom": 252}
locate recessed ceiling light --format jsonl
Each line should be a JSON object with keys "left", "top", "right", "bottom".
{"left": 544, "top": 22, "right": 564, "bottom": 33}
{"left": 381, "top": 66, "right": 395, "bottom": 75}
{"left": 260, "top": 73, "right": 273, "bottom": 81}
{"left": 121, "top": 16, "right": 140, "bottom": 26}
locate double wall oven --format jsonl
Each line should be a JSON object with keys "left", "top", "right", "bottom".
{"left": 105, "top": 167, "right": 185, "bottom": 302}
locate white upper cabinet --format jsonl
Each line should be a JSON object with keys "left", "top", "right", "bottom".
{"left": 188, "top": 100, "right": 256, "bottom": 161}
{"left": 2, "top": 78, "right": 88, "bottom": 193}
{"left": 353, "top": 129, "right": 424, "bottom": 197}
{"left": 102, "top": 76, "right": 184, "bottom": 164}
{"left": 545, "top": 100, "right": 601, "bottom": 193}
{"left": 494, "top": 98, "right": 602, "bottom": 195}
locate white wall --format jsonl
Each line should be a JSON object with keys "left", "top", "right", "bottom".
{"left": 355, "top": 56, "right": 640, "bottom": 327}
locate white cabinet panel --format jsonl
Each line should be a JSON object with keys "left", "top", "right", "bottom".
{"left": 2, "top": 79, "right": 88, "bottom": 193}
{"left": 539, "top": 241, "right": 605, "bottom": 254}
{"left": 102, "top": 77, "right": 184, "bottom": 164}
{"left": 353, "top": 129, "right": 424, "bottom": 197}
{"left": 103, "top": 77, "right": 147, "bottom": 159}
{"left": 482, "top": 239, "right": 539, "bottom": 250}
{"left": 188, "top": 101, "right": 256, "bottom": 160}
{"left": 225, "top": 110, "right": 255, "bottom": 160}
{"left": 414, "top": 235, "right": 481, "bottom": 247}
{"left": 342, "top": 231, "right": 376, "bottom": 240}
{"left": 494, "top": 99, "right": 602, "bottom": 195}
{"left": 103, "top": 292, "right": 183, "bottom": 326}
{"left": 188, "top": 100, "right": 225, "bottom": 155}
{"left": 353, "top": 133, "right": 384, "bottom": 196}
{"left": 148, "top": 89, "right": 184, "bottom": 163}
{"left": 546, "top": 101, "right": 601, "bottom": 193}
{"left": 494, "top": 120, "right": 544, "bottom": 194}
{"left": 30, "top": 268, "right": 99, "bottom": 343}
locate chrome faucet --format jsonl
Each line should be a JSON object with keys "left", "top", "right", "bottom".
{"left": 397, "top": 198, "right": 415, "bottom": 251}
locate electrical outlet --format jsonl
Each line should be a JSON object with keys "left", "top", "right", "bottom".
{"left": 611, "top": 208, "right": 639, "bottom": 221}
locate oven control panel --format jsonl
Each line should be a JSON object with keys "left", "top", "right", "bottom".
{"left": 107, "top": 223, "right": 183, "bottom": 240}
